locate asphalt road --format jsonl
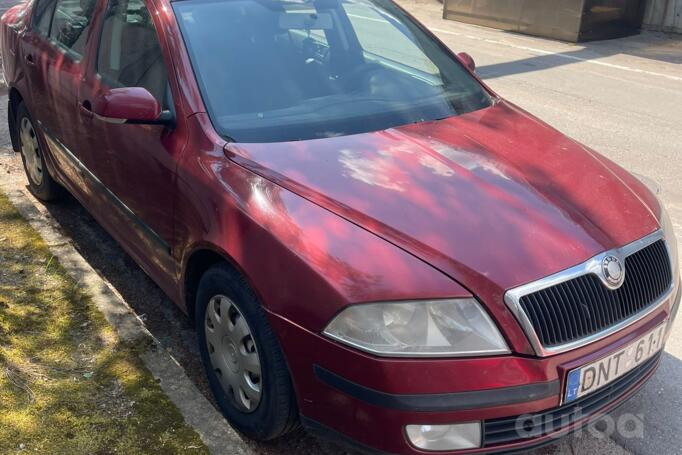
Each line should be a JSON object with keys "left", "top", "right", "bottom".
{"left": 395, "top": 2, "right": 682, "bottom": 454}
{"left": 1, "top": 1, "right": 681, "bottom": 454}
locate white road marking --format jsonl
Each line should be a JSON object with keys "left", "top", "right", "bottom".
{"left": 427, "top": 27, "right": 682, "bottom": 82}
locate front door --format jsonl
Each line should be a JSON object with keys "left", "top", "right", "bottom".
{"left": 20, "top": 0, "right": 58, "bottom": 132}
{"left": 77, "top": 0, "right": 182, "bottom": 290}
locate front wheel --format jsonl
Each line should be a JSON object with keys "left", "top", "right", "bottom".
{"left": 16, "top": 102, "right": 62, "bottom": 201}
{"left": 195, "top": 263, "right": 299, "bottom": 440}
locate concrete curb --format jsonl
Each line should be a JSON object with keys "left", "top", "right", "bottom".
{"left": 0, "top": 182, "right": 249, "bottom": 455}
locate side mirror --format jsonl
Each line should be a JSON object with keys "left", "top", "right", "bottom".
{"left": 457, "top": 52, "right": 476, "bottom": 72}
{"left": 92, "top": 87, "right": 173, "bottom": 125}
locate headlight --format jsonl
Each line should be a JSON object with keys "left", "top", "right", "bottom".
{"left": 323, "top": 299, "right": 509, "bottom": 357}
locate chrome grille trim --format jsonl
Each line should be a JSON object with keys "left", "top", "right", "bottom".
{"left": 505, "top": 230, "right": 676, "bottom": 357}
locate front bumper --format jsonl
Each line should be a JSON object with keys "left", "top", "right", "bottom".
{"left": 268, "top": 282, "right": 679, "bottom": 455}
{"left": 303, "top": 353, "right": 658, "bottom": 454}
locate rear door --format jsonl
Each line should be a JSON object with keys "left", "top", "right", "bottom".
{"left": 20, "top": 0, "right": 98, "bottom": 191}
{"left": 46, "top": 0, "right": 98, "bottom": 155}
{"left": 21, "top": 0, "right": 60, "bottom": 137}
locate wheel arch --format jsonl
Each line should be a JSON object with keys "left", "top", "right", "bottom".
{"left": 182, "top": 244, "right": 261, "bottom": 323}
{"left": 8, "top": 87, "right": 24, "bottom": 154}
{"left": 188, "top": 243, "right": 302, "bottom": 438}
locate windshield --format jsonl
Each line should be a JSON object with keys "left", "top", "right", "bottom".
{"left": 174, "top": 0, "right": 492, "bottom": 143}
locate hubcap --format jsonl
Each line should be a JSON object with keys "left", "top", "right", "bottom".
{"left": 19, "top": 117, "right": 43, "bottom": 186}
{"left": 205, "top": 295, "right": 262, "bottom": 413}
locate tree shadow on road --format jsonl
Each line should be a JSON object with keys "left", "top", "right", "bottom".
{"left": 476, "top": 31, "right": 682, "bottom": 80}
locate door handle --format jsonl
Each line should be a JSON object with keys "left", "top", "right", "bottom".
{"left": 24, "top": 54, "right": 36, "bottom": 66}
{"left": 79, "top": 100, "right": 94, "bottom": 119}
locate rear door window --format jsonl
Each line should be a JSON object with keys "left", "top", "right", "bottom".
{"left": 49, "top": 0, "right": 97, "bottom": 59}
{"left": 32, "top": 0, "right": 57, "bottom": 36}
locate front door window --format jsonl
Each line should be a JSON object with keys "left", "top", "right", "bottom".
{"left": 96, "top": 0, "right": 169, "bottom": 106}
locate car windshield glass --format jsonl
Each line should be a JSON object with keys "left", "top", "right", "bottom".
{"left": 173, "top": 0, "right": 492, "bottom": 143}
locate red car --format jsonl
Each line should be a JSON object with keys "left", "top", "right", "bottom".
{"left": 1, "top": 0, "right": 679, "bottom": 452}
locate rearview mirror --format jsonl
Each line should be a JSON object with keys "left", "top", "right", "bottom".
{"left": 457, "top": 52, "right": 476, "bottom": 72}
{"left": 92, "top": 87, "right": 173, "bottom": 125}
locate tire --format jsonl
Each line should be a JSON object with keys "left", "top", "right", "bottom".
{"left": 15, "top": 102, "right": 62, "bottom": 201}
{"left": 195, "top": 263, "right": 299, "bottom": 440}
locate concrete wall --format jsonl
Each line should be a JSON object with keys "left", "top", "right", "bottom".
{"left": 443, "top": 0, "right": 585, "bottom": 42}
{"left": 644, "top": 0, "right": 682, "bottom": 32}
{"left": 443, "top": 0, "right": 645, "bottom": 42}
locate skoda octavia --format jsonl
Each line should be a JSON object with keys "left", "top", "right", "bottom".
{"left": 1, "top": 0, "right": 679, "bottom": 452}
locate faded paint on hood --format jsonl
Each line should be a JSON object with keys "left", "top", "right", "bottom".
{"left": 226, "top": 101, "right": 659, "bottom": 300}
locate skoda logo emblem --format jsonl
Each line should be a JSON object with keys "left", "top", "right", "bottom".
{"left": 602, "top": 255, "right": 625, "bottom": 288}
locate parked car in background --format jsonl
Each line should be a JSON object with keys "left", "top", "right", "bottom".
{"left": 1, "top": 0, "right": 679, "bottom": 453}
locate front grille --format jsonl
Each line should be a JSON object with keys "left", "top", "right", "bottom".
{"left": 483, "top": 353, "right": 660, "bottom": 446}
{"left": 519, "top": 240, "right": 672, "bottom": 348}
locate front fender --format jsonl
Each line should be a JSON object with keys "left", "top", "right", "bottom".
{"left": 174, "top": 114, "right": 467, "bottom": 333}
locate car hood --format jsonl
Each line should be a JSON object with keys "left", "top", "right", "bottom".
{"left": 226, "top": 101, "right": 659, "bottom": 299}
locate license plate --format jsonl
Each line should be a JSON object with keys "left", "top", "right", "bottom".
{"left": 564, "top": 322, "right": 666, "bottom": 403}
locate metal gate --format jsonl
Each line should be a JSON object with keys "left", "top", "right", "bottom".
{"left": 442, "top": 0, "right": 646, "bottom": 42}
{"left": 644, "top": 0, "right": 682, "bottom": 32}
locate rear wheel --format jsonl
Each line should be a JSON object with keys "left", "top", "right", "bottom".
{"left": 16, "top": 103, "right": 62, "bottom": 201}
{"left": 195, "top": 263, "right": 299, "bottom": 440}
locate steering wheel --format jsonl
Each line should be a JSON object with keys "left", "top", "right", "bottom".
{"left": 339, "top": 62, "right": 385, "bottom": 91}
{"left": 301, "top": 37, "right": 329, "bottom": 65}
